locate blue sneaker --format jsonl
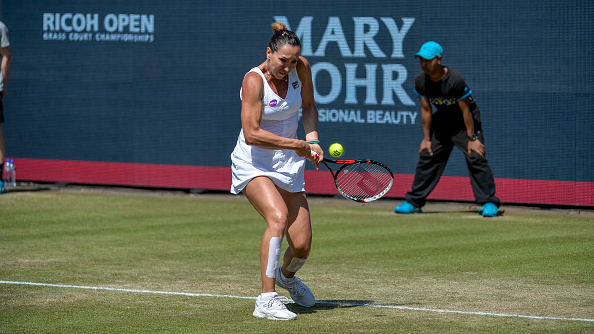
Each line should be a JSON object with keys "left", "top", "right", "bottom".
{"left": 394, "top": 201, "right": 422, "bottom": 214}
{"left": 0, "top": 181, "right": 5, "bottom": 194}
{"left": 479, "top": 203, "right": 498, "bottom": 217}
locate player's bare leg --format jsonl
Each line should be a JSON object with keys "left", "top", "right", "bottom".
{"left": 274, "top": 189, "right": 316, "bottom": 307}
{"left": 243, "top": 176, "right": 297, "bottom": 320}
{"left": 243, "top": 176, "right": 289, "bottom": 293}
{"left": 278, "top": 190, "right": 312, "bottom": 279}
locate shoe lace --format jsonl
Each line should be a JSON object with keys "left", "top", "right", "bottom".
{"left": 264, "top": 296, "right": 287, "bottom": 309}
{"left": 288, "top": 277, "right": 309, "bottom": 296}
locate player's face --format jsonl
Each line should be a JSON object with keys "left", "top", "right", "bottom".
{"left": 419, "top": 56, "right": 441, "bottom": 74}
{"left": 267, "top": 44, "right": 300, "bottom": 81}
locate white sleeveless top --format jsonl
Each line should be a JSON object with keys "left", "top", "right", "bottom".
{"left": 230, "top": 66, "right": 304, "bottom": 194}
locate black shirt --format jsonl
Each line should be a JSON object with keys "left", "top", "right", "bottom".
{"left": 414, "top": 66, "right": 478, "bottom": 115}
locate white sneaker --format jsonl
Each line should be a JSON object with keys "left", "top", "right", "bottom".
{"left": 275, "top": 267, "right": 316, "bottom": 307}
{"left": 253, "top": 294, "right": 297, "bottom": 320}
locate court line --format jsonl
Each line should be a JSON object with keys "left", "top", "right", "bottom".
{"left": 1, "top": 280, "right": 592, "bottom": 323}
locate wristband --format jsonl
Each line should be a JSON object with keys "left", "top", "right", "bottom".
{"left": 307, "top": 140, "right": 320, "bottom": 144}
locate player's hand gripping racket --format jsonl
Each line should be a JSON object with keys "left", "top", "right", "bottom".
{"left": 311, "top": 151, "right": 394, "bottom": 203}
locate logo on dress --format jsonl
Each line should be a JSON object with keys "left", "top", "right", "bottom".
{"left": 269, "top": 99, "right": 278, "bottom": 107}
{"left": 292, "top": 81, "right": 299, "bottom": 89}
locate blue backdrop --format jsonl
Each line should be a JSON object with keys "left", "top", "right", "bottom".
{"left": 2, "top": 0, "right": 593, "bottom": 205}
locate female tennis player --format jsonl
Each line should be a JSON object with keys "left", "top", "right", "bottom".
{"left": 230, "top": 22, "right": 323, "bottom": 320}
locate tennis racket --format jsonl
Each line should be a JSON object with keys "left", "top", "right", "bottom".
{"left": 312, "top": 152, "right": 394, "bottom": 203}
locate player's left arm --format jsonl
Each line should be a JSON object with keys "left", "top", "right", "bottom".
{"left": 297, "top": 56, "right": 323, "bottom": 163}
{"left": 459, "top": 97, "right": 485, "bottom": 157}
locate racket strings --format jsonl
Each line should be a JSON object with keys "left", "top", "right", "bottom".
{"left": 335, "top": 163, "right": 393, "bottom": 201}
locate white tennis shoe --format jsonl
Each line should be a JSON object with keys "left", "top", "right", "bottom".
{"left": 253, "top": 293, "right": 297, "bottom": 320}
{"left": 275, "top": 267, "right": 316, "bottom": 307}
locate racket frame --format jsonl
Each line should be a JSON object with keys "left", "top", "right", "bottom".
{"left": 319, "top": 158, "right": 394, "bottom": 203}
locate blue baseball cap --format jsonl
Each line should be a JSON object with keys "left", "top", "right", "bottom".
{"left": 414, "top": 41, "right": 443, "bottom": 59}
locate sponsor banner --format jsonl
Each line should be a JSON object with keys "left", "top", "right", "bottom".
{"left": 42, "top": 13, "right": 155, "bottom": 42}
{"left": 2, "top": 1, "right": 593, "bottom": 206}
{"left": 280, "top": 15, "right": 419, "bottom": 127}
{"left": 12, "top": 158, "right": 594, "bottom": 207}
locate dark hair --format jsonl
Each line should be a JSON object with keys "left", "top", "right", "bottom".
{"left": 268, "top": 22, "right": 301, "bottom": 53}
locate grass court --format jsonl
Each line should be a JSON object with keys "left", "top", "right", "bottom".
{"left": 1, "top": 186, "right": 592, "bottom": 333}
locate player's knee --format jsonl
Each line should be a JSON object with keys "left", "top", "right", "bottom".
{"left": 267, "top": 211, "right": 289, "bottom": 233}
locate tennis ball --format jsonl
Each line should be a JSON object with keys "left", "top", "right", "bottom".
{"left": 329, "top": 143, "right": 344, "bottom": 158}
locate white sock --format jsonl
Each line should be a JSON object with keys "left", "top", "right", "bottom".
{"left": 259, "top": 292, "right": 277, "bottom": 300}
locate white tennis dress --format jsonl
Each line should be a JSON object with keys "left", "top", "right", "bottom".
{"left": 230, "top": 67, "right": 305, "bottom": 194}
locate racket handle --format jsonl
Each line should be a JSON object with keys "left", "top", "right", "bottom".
{"left": 311, "top": 150, "right": 319, "bottom": 159}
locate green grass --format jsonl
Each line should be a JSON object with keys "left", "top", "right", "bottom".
{"left": 1, "top": 190, "right": 593, "bottom": 333}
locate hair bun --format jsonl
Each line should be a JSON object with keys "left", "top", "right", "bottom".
{"left": 271, "top": 22, "right": 287, "bottom": 33}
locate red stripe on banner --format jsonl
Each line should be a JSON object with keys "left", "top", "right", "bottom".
{"left": 8, "top": 158, "right": 594, "bottom": 207}
{"left": 385, "top": 175, "right": 594, "bottom": 207}
{"left": 11, "top": 158, "right": 232, "bottom": 190}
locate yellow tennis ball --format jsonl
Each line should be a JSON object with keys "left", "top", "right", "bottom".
{"left": 329, "top": 143, "right": 343, "bottom": 158}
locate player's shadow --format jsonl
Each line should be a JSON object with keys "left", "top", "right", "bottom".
{"left": 286, "top": 300, "right": 371, "bottom": 314}
{"left": 287, "top": 300, "right": 423, "bottom": 315}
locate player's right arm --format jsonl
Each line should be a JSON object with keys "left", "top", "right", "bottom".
{"left": 419, "top": 97, "right": 433, "bottom": 156}
{"left": 240, "top": 71, "right": 309, "bottom": 156}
